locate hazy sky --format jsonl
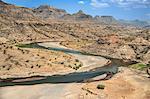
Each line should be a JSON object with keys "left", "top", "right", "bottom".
{"left": 3, "top": 0, "right": 150, "bottom": 20}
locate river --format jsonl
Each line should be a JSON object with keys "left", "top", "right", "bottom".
{"left": 0, "top": 42, "right": 137, "bottom": 87}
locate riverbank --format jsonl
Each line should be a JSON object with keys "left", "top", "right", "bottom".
{"left": 38, "top": 42, "right": 110, "bottom": 72}
{"left": 0, "top": 41, "right": 111, "bottom": 79}
{"left": 0, "top": 67, "right": 149, "bottom": 99}
{"left": 0, "top": 41, "right": 119, "bottom": 86}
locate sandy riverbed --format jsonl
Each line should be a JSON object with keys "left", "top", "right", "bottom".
{"left": 0, "top": 67, "right": 150, "bottom": 99}
{"left": 38, "top": 42, "right": 109, "bottom": 72}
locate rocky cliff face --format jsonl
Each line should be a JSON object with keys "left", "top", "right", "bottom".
{"left": 0, "top": 0, "right": 36, "bottom": 20}
{"left": 94, "top": 16, "right": 118, "bottom": 24}
{"left": 33, "top": 5, "right": 67, "bottom": 19}
{"left": 60, "top": 10, "right": 93, "bottom": 22}
{"left": 0, "top": 0, "right": 9, "bottom": 5}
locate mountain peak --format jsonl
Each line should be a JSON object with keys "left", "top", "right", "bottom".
{"left": 35, "top": 5, "right": 66, "bottom": 12}
{"left": 36, "top": 5, "right": 54, "bottom": 10}
{"left": 0, "top": 0, "right": 9, "bottom": 5}
{"left": 34, "top": 5, "right": 67, "bottom": 19}
{"left": 76, "top": 10, "right": 84, "bottom": 15}
{"left": 0, "top": 0, "right": 14, "bottom": 8}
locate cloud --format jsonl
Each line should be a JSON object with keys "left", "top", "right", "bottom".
{"left": 78, "top": 1, "right": 85, "bottom": 5}
{"left": 90, "top": 0, "right": 150, "bottom": 8}
{"left": 90, "top": 0, "right": 109, "bottom": 8}
{"left": 111, "top": 0, "right": 150, "bottom": 8}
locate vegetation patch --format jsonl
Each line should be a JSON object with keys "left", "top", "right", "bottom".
{"left": 64, "top": 59, "right": 83, "bottom": 70}
{"left": 97, "top": 84, "right": 105, "bottom": 90}
{"left": 129, "top": 63, "right": 149, "bottom": 70}
{"left": 16, "top": 43, "right": 42, "bottom": 48}
{"left": 82, "top": 88, "right": 97, "bottom": 95}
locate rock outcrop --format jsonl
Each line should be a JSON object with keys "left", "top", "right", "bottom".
{"left": 33, "top": 5, "right": 67, "bottom": 19}
{"left": 94, "top": 16, "right": 118, "bottom": 24}
{"left": 62, "top": 10, "right": 93, "bottom": 21}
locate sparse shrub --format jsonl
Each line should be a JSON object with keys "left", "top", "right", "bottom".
{"left": 17, "top": 48, "right": 21, "bottom": 50}
{"left": 7, "top": 67, "right": 10, "bottom": 70}
{"left": 14, "top": 61, "right": 19, "bottom": 65}
{"left": 73, "top": 67, "right": 76, "bottom": 70}
{"left": 3, "top": 50, "right": 6, "bottom": 54}
{"left": 68, "top": 64, "right": 72, "bottom": 68}
{"left": 129, "top": 63, "right": 148, "bottom": 70}
{"left": 38, "top": 65, "right": 41, "bottom": 68}
{"left": 21, "top": 50, "right": 25, "bottom": 54}
{"left": 31, "top": 66, "right": 34, "bottom": 68}
{"left": 75, "top": 59, "right": 79, "bottom": 62}
{"left": 36, "top": 64, "right": 41, "bottom": 68}
{"left": 60, "top": 62, "right": 64, "bottom": 64}
{"left": 47, "top": 63, "right": 52, "bottom": 66}
{"left": 79, "top": 64, "right": 82, "bottom": 67}
{"left": 25, "top": 60, "right": 29, "bottom": 62}
{"left": 10, "top": 46, "right": 13, "bottom": 49}
{"left": 41, "top": 56, "right": 45, "bottom": 59}
{"left": 5, "top": 55, "right": 12, "bottom": 61}
{"left": 2, "top": 66, "right": 5, "bottom": 68}
{"left": 97, "top": 84, "right": 105, "bottom": 90}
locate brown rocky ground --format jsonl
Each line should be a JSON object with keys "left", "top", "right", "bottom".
{"left": 81, "top": 67, "right": 150, "bottom": 99}
{"left": 0, "top": 39, "right": 80, "bottom": 78}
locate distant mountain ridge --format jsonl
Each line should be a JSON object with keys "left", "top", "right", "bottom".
{"left": 119, "top": 19, "right": 150, "bottom": 27}
{"left": 0, "top": 0, "right": 149, "bottom": 27}
{"left": 94, "top": 16, "right": 118, "bottom": 24}
{"left": 62, "top": 10, "right": 93, "bottom": 21}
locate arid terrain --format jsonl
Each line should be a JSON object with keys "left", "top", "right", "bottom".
{"left": 0, "top": 0, "right": 150, "bottom": 99}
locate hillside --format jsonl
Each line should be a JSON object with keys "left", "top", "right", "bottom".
{"left": 0, "top": 1, "right": 150, "bottom": 99}
{"left": 0, "top": 0, "right": 150, "bottom": 63}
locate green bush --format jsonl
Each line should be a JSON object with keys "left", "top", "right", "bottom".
{"left": 16, "top": 43, "right": 41, "bottom": 48}
{"left": 97, "top": 84, "right": 105, "bottom": 90}
{"left": 129, "top": 63, "right": 148, "bottom": 70}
